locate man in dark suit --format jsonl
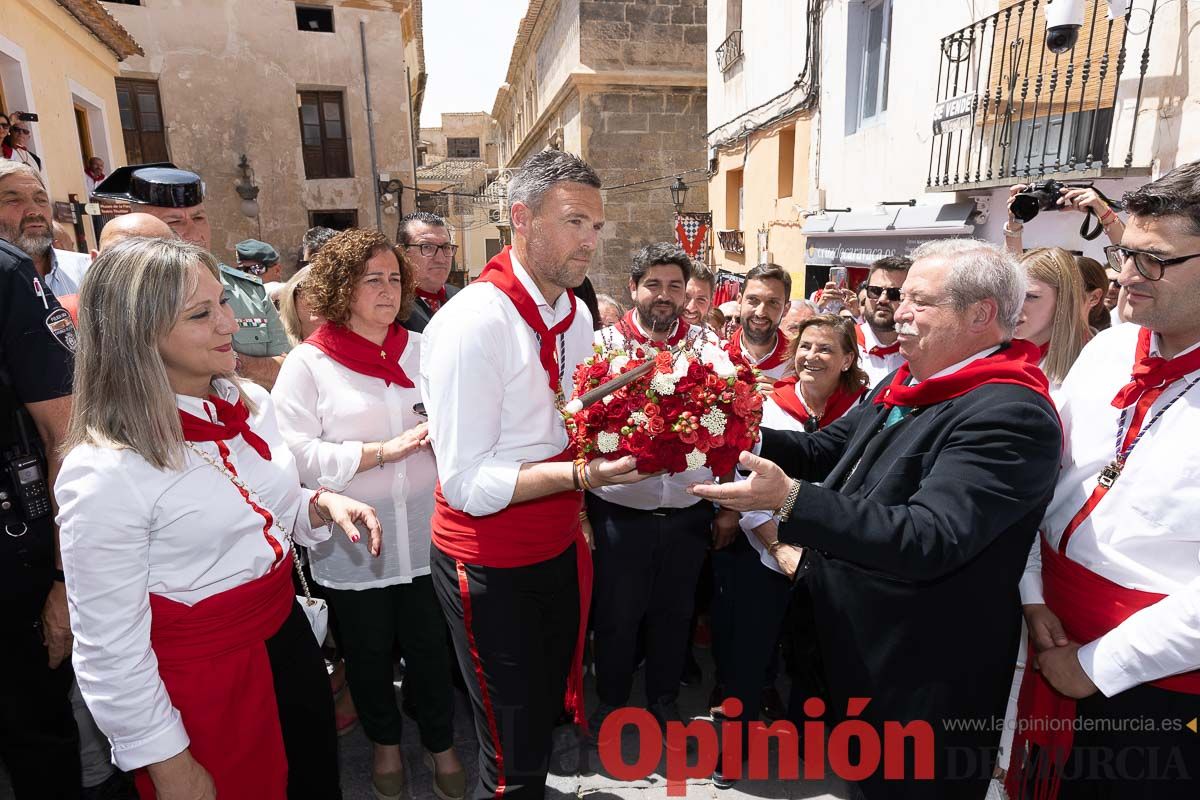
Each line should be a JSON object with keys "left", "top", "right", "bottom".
{"left": 692, "top": 239, "right": 1062, "bottom": 799}
{"left": 398, "top": 211, "right": 460, "bottom": 333}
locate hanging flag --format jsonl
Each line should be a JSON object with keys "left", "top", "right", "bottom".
{"left": 674, "top": 212, "right": 711, "bottom": 261}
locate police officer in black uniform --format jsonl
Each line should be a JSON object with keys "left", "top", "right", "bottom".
{"left": 0, "top": 237, "right": 81, "bottom": 797}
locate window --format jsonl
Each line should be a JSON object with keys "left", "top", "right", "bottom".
{"left": 447, "top": 137, "right": 481, "bottom": 159}
{"left": 74, "top": 105, "right": 93, "bottom": 161}
{"left": 296, "top": 5, "right": 334, "bottom": 32}
{"left": 298, "top": 91, "right": 351, "bottom": 179}
{"left": 308, "top": 209, "right": 358, "bottom": 230}
{"left": 115, "top": 78, "right": 169, "bottom": 164}
{"left": 726, "top": 168, "right": 743, "bottom": 230}
{"left": 847, "top": 0, "right": 893, "bottom": 132}
{"left": 777, "top": 126, "right": 796, "bottom": 199}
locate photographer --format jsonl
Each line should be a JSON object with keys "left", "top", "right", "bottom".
{"left": 0, "top": 236, "right": 79, "bottom": 796}
{"left": 1003, "top": 182, "right": 1125, "bottom": 253}
{"left": 1, "top": 113, "right": 43, "bottom": 172}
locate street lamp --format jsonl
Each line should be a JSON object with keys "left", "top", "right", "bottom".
{"left": 235, "top": 154, "right": 260, "bottom": 219}
{"left": 670, "top": 176, "right": 689, "bottom": 215}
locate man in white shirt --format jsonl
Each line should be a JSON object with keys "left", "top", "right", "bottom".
{"left": 729, "top": 263, "right": 792, "bottom": 383}
{"left": 857, "top": 255, "right": 910, "bottom": 388}
{"left": 1009, "top": 162, "right": 1200, "bottom": 800}
{"left": 0, "top": 162, "right": 91, "bottom": 297}
{"left": 587, "top": 243, "right": 717, "bottom": 736}
{"left": 422, "top": 150, "right": 645, "bottom": 800}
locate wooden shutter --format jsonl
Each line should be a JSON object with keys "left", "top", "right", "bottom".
{"left": 116, "top": 78, "right": 169, "bottom": 164}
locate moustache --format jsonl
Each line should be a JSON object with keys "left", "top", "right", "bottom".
{"left": 895, "top": 323, "right": 919, "bottom": 336}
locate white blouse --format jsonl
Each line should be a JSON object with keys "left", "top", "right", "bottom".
{"left": 272, "top": 337, "right": 436, "bottom": 589}
{"left": 54, "top": 379, "right": 329, "bottom": 771}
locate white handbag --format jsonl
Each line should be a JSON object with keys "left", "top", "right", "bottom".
{"left": 185, "top": 442, "right": 330, "bottom": 646}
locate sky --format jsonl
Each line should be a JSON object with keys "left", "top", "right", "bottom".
{"left": 419, "top": 0, "right": 529, "bottom": 130}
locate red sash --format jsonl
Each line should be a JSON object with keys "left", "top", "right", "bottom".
{"left": 730, "top": 327, "right": 788, "bottom": 371}
{"left": 1006, "top": 538, "right": 1200, "bottom": 800}
{"left": 855, "top": 324, "right": 901, "bottom": 357}
{"left": 432, "top": 447, "right": 592, "bottom": 729}
{"left": 305, "top": 321, "right": 414, "bottom": 388}
{"left": 617, "top": 309, "right": 689, "bottom": 348}
{"left": 134, "top": 562, "right": 295, "bottom": 800}
{"left": 771, "top": 377, "right": 865, "bottom": 429}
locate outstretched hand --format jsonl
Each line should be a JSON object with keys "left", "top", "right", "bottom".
{"left": 688, "top": 451, "right": 793, "bottom": 513}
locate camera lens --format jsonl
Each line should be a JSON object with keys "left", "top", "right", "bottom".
{"left": 1045, "top": 25, "right": 1080, "bottom": 54}
{"left": 1010, "top": 193, "right": 1042, "bottom": 223}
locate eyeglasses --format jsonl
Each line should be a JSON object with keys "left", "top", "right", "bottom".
{"left": 0, "top": 122, "right": 9, "bottom": 131}
{"left": 1104, "top": 244, "right": 1200, "bottom": 282}
{"left": 864, "top": 286, "right": 902, "bottom": 302}
{"left": 10, "top": 127, "right": 30, "bottom": 135}
{"left": 405, "top": 243, "right": 458, "bottom": 258}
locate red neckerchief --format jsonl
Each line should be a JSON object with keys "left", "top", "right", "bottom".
{"left": 730, "top": 327, "right": 788, "bottom": 370}
{"left": 617, "top": 309, "right": 689, "bottom": 347}
{"left": 1111, "top": 327, "right": 1200, "bottom": 409}
{"left": 856, "top": 324, "right": 901, "bottom": 357}
{"left": 475, "top": 246, "right": 577, "bottom": 397}
{"left": 1034, "top": 339, "right": 1051, "bottom": 361}
{"left": 772, "top": 377, "right": 866, "bottom": 429}
{"left": 873, "top": 339, "right": 1053, "bottom": 409}
{"left": 179, "top": 394, "right": 272, "bottom": 460}
{"left": 85, "top": 167, "right": 106, "bottom": 182}
{"left": 415, "top": 286, "right": 448, "bottom": 314}
{"left": 306, "top": 321, "right": 414, "bottom": 388}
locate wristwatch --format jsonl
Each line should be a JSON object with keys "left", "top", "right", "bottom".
{"left": 776, "top": 479, "right": 803, "bottom": 524}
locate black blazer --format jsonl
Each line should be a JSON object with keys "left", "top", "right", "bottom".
{"left": 765, "top": 376, "right": 1061, "bottom": 797}
{"left": 402, "top": 283, "right": 460, "bottom": 334}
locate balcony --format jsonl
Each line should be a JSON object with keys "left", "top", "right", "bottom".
{"left": 718, "top": 229, "right": 745, "bottom": 255}
{"left": 927, "top": 0, "right": 1158, "bottom": 192}
{"left": 716, "top": 29, "right": 744, "bottom": 74}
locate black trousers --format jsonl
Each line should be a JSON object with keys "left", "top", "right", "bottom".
{"left": 709, "top": 536, "right": 793, "bottom": 727}
{"left": 1054, "top": 681, "right": 1200, "bottom": 799}
{"left": 0, "top": 519, "right": 80, "bottom": 799}
{"left": 587, "top": 495, "right": 713, "bottom": 708}
{"left": 267, "top": 601, "right": 343, "bottom": 800}
{"left": 432, "top": 543, "right": 579, "bottom": 800}
{"left": 325, "top": 576, "right": 454, "bottom": 752}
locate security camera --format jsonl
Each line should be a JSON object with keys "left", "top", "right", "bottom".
{"left": 1044, "top": 0, "right": 1128, "bottom": 54}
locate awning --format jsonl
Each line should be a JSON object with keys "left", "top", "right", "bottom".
{"left": 802, "top": 201, "right": 978, "bottom": 267}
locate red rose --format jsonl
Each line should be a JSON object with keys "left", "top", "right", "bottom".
{"left": 647, "top": 416, "right": 666, "bottom": 436}
{"left": 643, "top": 402, "right": 660, "bottom": 417}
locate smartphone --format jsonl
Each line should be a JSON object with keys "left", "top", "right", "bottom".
{"left": 829, "top": 266, "right": 849, "bottom": 290}
{"left": 15, "top": 112, "right": 38, "bottom": 123}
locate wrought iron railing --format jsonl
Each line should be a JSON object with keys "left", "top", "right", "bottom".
{"left": 718, "top": 229, "right": 745, "bottom": 255}
{"left": 716, "top": 29, "right": 744, "bottom": 74}
{"left": 927, "top": 0, "right": 1159, "bottom": 191}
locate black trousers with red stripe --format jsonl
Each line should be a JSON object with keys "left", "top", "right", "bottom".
{"left": 432, "top": 543, "right": 579, "bottom": 800}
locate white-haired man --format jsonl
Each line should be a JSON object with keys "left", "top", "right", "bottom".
{"left": 694, "top": 239, "right": 1062, "bottom": 798}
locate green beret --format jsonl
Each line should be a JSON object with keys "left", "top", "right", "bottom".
{"left": 235, "top": 239, "right": 279, "bottom": 265}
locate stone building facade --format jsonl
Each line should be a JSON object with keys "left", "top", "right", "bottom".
{"left": 491, "top": 0, "right": 707, "bottom": 297}
{"left": 102, "top": 0, "right": 424, "bottom": 267}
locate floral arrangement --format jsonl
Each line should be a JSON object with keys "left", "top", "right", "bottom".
{"left": 565, "top": 341, "right": 764, "bottom": 475}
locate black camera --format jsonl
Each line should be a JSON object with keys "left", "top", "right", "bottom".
{"left": 1010, "top": 180, "right": 1069, "bottom": 223}
{"left": 13, "top": 111, "right": 38, "bottom": 123}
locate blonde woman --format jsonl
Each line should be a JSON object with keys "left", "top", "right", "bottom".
{"left": 277, "top": 265, "right": 326, "bottom": 346}
{"left": 55, "top": 237, "right": 382, "bottom": 800}
{"left": 1014, "top": 247, "right": 1091, "bottom": 392}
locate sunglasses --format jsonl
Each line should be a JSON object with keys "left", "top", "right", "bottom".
{"left": 0, "top": 122, "right": 9, "bottom": 130}
{"left": 405, "top": 243, "right": 458, "bottom": 258}
{"left": 1104, "top": 245, "right": 1200, "bottom": 282}
{"left": 864, "top": 286, "right": 902, "bottom": 301}
{"left": 10, "top": 127, "right": 30, "bottom": 135}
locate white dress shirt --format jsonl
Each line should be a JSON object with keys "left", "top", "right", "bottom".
{"left": 45, "top": 248, "right": 91, "bottom": 297}
{"left": 588, "top": 318, "right": 717, "bottom": 510}
{"left": 421, "top": 250, "right": 594, "bottom": 517}
{"left": 1020, "top": 324, "right": 1200, "bottom": 696}
{"left": 857, "top": 323, "right": 906, "bottom": 388}
{"left": 738, "top": 333, "right": 791, "bottom": 382}
{"left": 272, "top": 336, "right": 436, "bottom": 589}
{"left": 55, "top": 380, "right": 329, "bottom": 771}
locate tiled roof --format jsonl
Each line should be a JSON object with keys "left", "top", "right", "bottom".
{"left": 55, "top": 0, "right": 143, "bottom": 60}
{"left": 417, "top": 158, "right": 485, "bottom": 183}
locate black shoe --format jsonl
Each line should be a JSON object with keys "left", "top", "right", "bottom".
{"left": 680, "top": 651, "right": 702, "bottom": 687}
{"left": 708, "top": 684, "right": 727, "bottom": 718}
{"left": 587, "top": 701, "right": 619, "bottom": 746}
{"left": 712, "top": 766, "right": 738, "bottom": 790}
{"left": 650, "top": 699, "right": 701, "bottom": 758}
{"left": 760, "top": 684, "right": 785, "bottom": 722}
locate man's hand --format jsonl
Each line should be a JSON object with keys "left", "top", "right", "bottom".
{"left": 1057, "top": 186, "right": 1110, "bottom": 216}
{"left": 1024, "top": 603, "right": 1069, "bottom": 653}
{"left": 1036, "top": 642, "right": 1100, "bottom": 700}
{"left": 689, "top": 452, "right": 793, "bottom": 513}
{"left": 772, "top": 544, "right": 804, "bottom": 578}
{"left": 41, "top": 581, "right": 72, "bottom": 668}
{"left": 711, "top": 507, "right": 740, "bottom": 550}
{"left": 581, "top": 515, "right": 595, "bottom": 550}
{"left": 841, "top": 289, "right": 862, "bottom": 320}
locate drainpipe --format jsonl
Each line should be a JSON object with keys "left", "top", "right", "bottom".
{"left": 360, "top": 19, "right": 383, "bottom": 230}
{"left": 404, "top": 64, "right": 421, "bottom": 217}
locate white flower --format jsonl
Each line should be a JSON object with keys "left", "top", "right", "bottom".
{"left": 700, "top": 342, "right": 737, "bottom": 378}
{"left": 609, "top": 355, "right": 630, "bottom": 374}
{"left": 602, "top": 394, "right": 614, "bottom": 405}
{"left": 671, "top": 352, "right": 691, "bottom": 379}
{"left": 629, "top": 411, "right": 650, "bottom": 427}
{"left": 685, "top": 449, "right": 707, "bottom": 471}
{"left": 597, "top": 431, "right": 621, "bottom": 454}
{"left": 563, "top": 399, "right": 583, "bottom": 415}
{"left": 650, "top": 372, "right": 677, "bottom": 396}
{"left": 700, "top": 408, "right": 727, "bottom": 436}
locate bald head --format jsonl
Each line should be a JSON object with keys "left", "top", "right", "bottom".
{"left": 98, "top": 213, "right": 175, "bottom": 253}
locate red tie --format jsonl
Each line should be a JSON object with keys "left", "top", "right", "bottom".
{"left": 179, "top": 394, "right": 273, "bottom": 460}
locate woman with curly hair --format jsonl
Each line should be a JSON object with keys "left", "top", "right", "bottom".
{"left": 270, "top": 229, "right": 465, "bottom": 800}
